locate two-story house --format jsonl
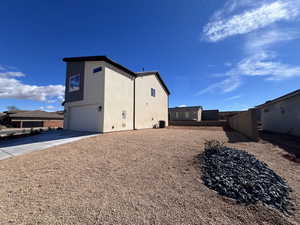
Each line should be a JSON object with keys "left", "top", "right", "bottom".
{"left": 62, "top": 56, "right": 170, "bottom": 132}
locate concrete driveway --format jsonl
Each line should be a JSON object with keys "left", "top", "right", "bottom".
{"left": 0, "top": 130, "right": 99, "bottom": 160}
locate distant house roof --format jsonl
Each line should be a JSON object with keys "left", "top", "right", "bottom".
{"left": 136, "top": 71, "right": 170, "bottom": 95}
{"left": 203, "top": 109, "right": 219, "bottom": 112}
{"left": 219, "top": 111, "right": 244, "bottom": 114}
{"left": 256, "top": 89, "right": 300, "bottom": 109}
{"left": 7, "top": 110, "right": 64, "bottom": 120}
{"left": 63, "top": 56, "right": 137, "bottom": 77}
{"left": 169, "top": 106, "right": 203, "bottom": 110}
{"left": 0, "top": 112, "right": 5, "bottom": 118}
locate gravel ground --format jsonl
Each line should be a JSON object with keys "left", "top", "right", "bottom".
{"left": 0, "top": 127, "right": 299, "bottom": 225}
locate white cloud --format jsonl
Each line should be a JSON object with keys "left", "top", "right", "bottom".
{"left": 236, "top": 27, "right": 300, "bottom": 80}
{"left": 225, "top": 95, "right": 241, "bottom": 101}
{"left": 0, "top": 67, "right": 65, "bottom": 102}
{"left": 245, "top": 29, "right": 300, "bottom": 53}
{"left": 197, "top": 28, "right": 300, "bottom": 95}
{"left": 40, "top": 105, "right": 58, "bottom": 112}
{"left": 224, "top": 62, "right": 232, "bottom": 67}
{"left": 203, "top": 0, "right": 300, "bottom": 42}
{"left": 237, "top": 52, "right": 300, "bottom": 80}
{"left": 195, "top": 75, "right": 241, "bottom": 95}
{"left": 199, "top": 1, "right": 300, "bottom": 95}
{"left": 0, "top": 71, "right": 26, "bottom": 78}
{"left": 46, "top": 105, "right": 55, "bottom": 110}
{"left": 47, "top": 99, "right": 57, "bottom": 103}
{"left": 211, "top": 0, "right": 257, "bottom": 20}
{"left": 178, "top": 104, "right": 187, "bottom": 107}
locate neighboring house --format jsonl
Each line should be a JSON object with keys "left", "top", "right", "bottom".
{"left": 256, "top": 89, "right": 300, "bottom": 137}
{"left": 2, "top": 110, "right": 64, "bottom": 128}
{"left": 202, "top": 110, "right": 219, "bottom": 121}
{"left": 0, "top": 112, "right": 5, "bottom": 127}
{"left": 219, "top": 111, "right": 243, "bottom": 121}
{"left": 63, "top": 56, "right": 170, "bottom": 132}
{"left": 0, "top": 112, "right": 5, "bottom": 120}
{"left": 169, "top": 106, "right": 202, "bottom": 121}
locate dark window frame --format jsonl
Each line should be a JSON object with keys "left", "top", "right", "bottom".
{"left": 93, "top": 66, "right": 102, "bottom": 74}
{"left": 151, "top": 88, "right": 156, "bottom": 97}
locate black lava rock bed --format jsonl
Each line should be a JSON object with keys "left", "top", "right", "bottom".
{"left": 199, "top": 140, "right": 293, "bottom": 214}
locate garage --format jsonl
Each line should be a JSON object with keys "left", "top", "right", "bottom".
{"left": 68, "top": 105, "right": 101, "bottom": 132}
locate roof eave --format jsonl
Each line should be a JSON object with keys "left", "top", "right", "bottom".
{"left": 62, "top": 56, "right": 137, "bottom": 77}
{"left": 136, "top": 71, "right": 170, "bottom": 95}
{"left": 255, "top": 89, "right": 300, "bottom": 109}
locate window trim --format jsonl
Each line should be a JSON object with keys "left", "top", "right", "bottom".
{"left": 69, "top": 74, "right": 81, "bottom": 92}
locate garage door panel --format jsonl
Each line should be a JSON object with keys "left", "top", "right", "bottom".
{"left": 69, "top": 105, "right": 100, "bottom": 132}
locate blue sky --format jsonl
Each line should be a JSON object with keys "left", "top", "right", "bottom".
{"left": 0, "top": 0, "right": 300, "bottom": 112}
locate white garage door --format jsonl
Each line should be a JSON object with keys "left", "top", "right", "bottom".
{"left": 69, "top": 105, "right": 101, "bottom": 132}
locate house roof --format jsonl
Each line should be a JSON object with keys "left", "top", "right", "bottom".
{"left": 7, "top": 110, "right": 64, "bottom": 120}
{"left": 63, "top": 56, "right": 137, "bottom": 77}
{"left": 169, "top": 106, "right": 202, "bottom": 110}
{"left": 136, "top": 71, "right": 170, "bottom": 95}
{"left": 256, "top": 89, "right": 300, "bottom": 109}
{"left": 63, "top": 56, "right": 171, "bottom": 95}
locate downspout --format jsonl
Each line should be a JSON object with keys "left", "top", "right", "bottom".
{"left": 168, "top": 94, "right": 169, "bottom": 125}
{"left": 133, "top": 77, "right": 136, "bottom": 130}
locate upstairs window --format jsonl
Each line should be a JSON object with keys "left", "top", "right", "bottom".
{"left": 151, "top": 88, "right": 156, "bottom": 97}
{"left": 69, "top": 74, "right": 80, "bottom": 92}
{"left": 93, "top": 66, "right": 102, "bottom": 74}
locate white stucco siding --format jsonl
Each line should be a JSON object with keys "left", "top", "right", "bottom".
{"left": 262, "top": 95, "right": 300, "bottom": 136}
{"left": 103, "top": 65, "right": 134, "bottom": 132}
{"left": 135, "top": 74, "right": 168, "bottom": 129}
{"left": 83, "top": 61, "right": 105, "bottom": 105}
{"left": 64, "top": 61, "right": 105, "bottom": 132}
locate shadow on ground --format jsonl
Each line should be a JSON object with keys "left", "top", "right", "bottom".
{"left": 222, "top": 126, "right": 253, "bottom": 143}
{"left": 259, "top": 131, "right": 300, "bottom": 160}
{"left": 0, "top": 130, "right": 98, "bottom": 148}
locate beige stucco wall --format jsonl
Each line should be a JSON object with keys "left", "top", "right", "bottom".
{"left": 103, "top": 64, "right": 134, "bottom": 132}
{"left": 64, "top": 61, "right": 105, "bottom": 132}
{"left": 261, "top": 95, "right": 300, "bottom": 136}
{"left": 228, "top": 109, "right": 259, "bottom": 141}
{"left": 135, "top": 74, "right": 169, "bottom": 129}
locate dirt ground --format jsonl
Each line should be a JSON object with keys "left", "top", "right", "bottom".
{"left": 0, "top": 127, "right": 299, "bottom": 225}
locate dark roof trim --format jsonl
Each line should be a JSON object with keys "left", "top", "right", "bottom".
{"left": 136, "top": 71, "right": 170, "bottom": 95}
{"left": 169, "top": 106, "right": 202, "bottom": 110}
{"left": 63, "top": 56, "right": 137, "bottom": 77}
{"left": 256, "top": 89, "right": 300, "bottom": 108}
